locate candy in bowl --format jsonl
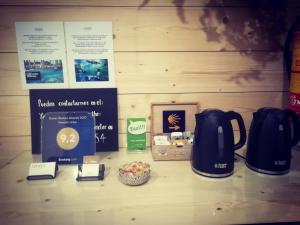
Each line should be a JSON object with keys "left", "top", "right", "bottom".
{"left": 119, "top": 161, "right": 151, "bottom": 186}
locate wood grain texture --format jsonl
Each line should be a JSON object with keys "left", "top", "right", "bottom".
{"left": 0, "top": 52, "right": 288, "bottom": 96}
{"left": 116, "top": 92, "right": 289, "bottom": 133}
{"left": 1, "top": 6, "right": 299, "bottom": 52}
{"left": 0, "top": 131, "right": 246, "bottom": 150}
{"left": 0, "top": 54, "right": 27, "bottom": 96}
{"left": 0, "top": 2, "right": 299, "bottom": 224}
{"left": 0, "top": 0, "right": 268, "bottom": 7}
{"left": 0, "top": 0, "right": 298, "bottom": 8}
{"left": 115, "top": 51, "right": 288, "bottom": 93}
{"left": 0, "top": 2, "right": 296, "bottom": 155}
{"left": 0, "top": 92, "right": 288, "bottom": 137}
{"left": 0, "top": 136, "right": 31, "bottom": 151}
{"left": 0, "top": 133, "right": 149, "bottom": 151}
{"left": 0, "top": 149, "right": 299, "bottom": 225}
{"left": 0, "top": 136, "right": 30, "bottom": 167}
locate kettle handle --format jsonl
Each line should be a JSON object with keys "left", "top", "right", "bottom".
{"left": 226, "top": 111, "right": 247, "bottom": 150}
{"left": 285, "top": 109, "right": 300, "bottom": 146}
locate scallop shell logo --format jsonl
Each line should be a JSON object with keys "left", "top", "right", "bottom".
{"left": 128, "top": 120, "right": 146, "bottom": 135}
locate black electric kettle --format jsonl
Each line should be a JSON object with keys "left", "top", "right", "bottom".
{"left": 246, "top": 108, "right": 300, "bottom": 175}
{"left": 191, "top": 109, "right": 247, "bottom": 178}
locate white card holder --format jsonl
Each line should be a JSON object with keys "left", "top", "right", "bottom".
{"left": 76, "top": 163, "right": 105, "bottom": 181}
{"left": 27, "top": 162, "right": 58, "bottom": 180}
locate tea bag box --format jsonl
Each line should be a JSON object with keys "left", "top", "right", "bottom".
{"left": 151, "top": 102, "right": 199, "bottom": 161}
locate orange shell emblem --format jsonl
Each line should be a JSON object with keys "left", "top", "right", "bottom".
{"left": 167, "top": 113, "right": 181, "bottom": 125}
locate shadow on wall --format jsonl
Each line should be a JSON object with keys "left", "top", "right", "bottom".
{"left": 140, "top": 0, "right": 289, "bottom": 86}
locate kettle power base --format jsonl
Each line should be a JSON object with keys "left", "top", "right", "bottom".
{"left": 245, "top": 162, "right": 289, "bottom": 176}
{"left": 192, "top": 166, "right": 233, "bottom": 178}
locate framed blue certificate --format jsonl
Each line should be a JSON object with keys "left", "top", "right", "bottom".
{"left": 30, "top": 88, "right": 118, "bottom": 154}
{"left": 41, "top": 111, "right": 96, "bottom": 164}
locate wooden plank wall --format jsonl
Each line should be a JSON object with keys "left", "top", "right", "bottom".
{"left": 0, "top": 0, "right": 299, "bottom": 152}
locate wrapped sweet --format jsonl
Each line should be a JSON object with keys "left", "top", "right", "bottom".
{"left": 119, "top": 161, "right": 151, "bottom": 186}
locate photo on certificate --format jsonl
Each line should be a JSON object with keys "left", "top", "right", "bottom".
{"left": 64, "top": 21, "right": 116, "bottom": 88}
{"left": 74, "top": 59, "right": 109, "bottom": 82}
{"left": 24, "top": 59, "right": 64, "bottom": 84}
{"left": 15, "top": 21, "right": 116, "bottom": 89}
{"left": 15, "top": 21, "right": 69, "bottom": 89}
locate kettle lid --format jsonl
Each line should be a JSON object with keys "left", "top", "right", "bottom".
{"left": 257, "top": 107, "right": 280, "bottom": 113}
{"left": 196, "top": 108, "right": 225, "bottom": 117}
{"left": 255, "top": 107, "right": 282, "bottom": 116}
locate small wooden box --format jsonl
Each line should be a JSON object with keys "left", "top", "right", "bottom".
{"left": 151, "top": 102, "right": 199, "bottom": 161}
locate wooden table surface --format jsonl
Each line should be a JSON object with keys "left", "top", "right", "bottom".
{"left": 0, "top": 147, "right": 300, "bottom": 225}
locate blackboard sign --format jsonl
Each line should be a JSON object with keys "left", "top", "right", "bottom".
{"left": 30, "top": 88, "right": 118, "bottom": 154}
